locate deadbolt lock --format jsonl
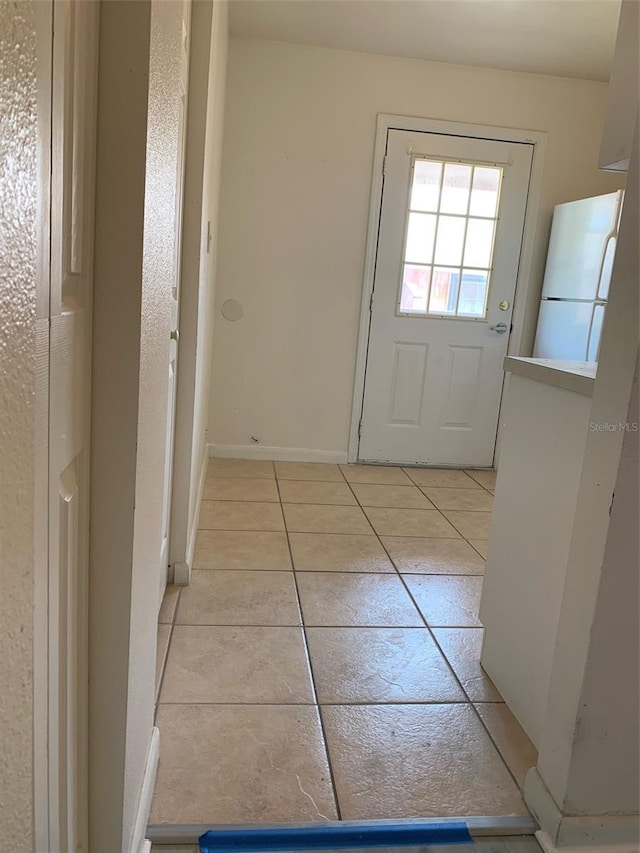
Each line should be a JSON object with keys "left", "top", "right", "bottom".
{"left": 499, "top": 300, "right": 510, "bottom": 311}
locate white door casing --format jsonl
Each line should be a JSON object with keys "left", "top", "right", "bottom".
{"left": 359, "top": 128, "right": 533, "bottom": 467}
{"left": 158, "top": 0, "right": 192, "bottom": 602}
{"left": 45, "top": 0, "right": 99, "bottom": 849}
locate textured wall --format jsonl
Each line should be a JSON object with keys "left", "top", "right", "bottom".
{"left": 0, "top": 0, "right": 38, "bottom": 847}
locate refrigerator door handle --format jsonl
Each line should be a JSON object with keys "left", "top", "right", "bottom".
{"left": 597, "top": 233, "right": 617, "bottom": 301}
{"left": 587, "top": 303, "right": 607, "bottom": 363}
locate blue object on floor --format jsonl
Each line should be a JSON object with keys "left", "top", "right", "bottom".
{"left": 198, "top": 820, "right": 474, "bottom": 852}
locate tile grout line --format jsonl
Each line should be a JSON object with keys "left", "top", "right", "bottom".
{"left": 273, "top": 471, "right": 344, "bottom": 822}
{"left": 190, "top": 567, "right": 484, "bottom": 576}
{"left": 201, "top": 460, "right": 524, "bottom": 795}
{"left": 342, "top": 471, "right": 527, "bottom": 796}
{"left": 198, "top": 526, "right": 487, "bottom": 536}
{"left": 155, "top": 586, "right": 183, "bottom": 721}
{"left": 196, "top": 526, "right": 491, "bottom": 542}
{"left": 366, "top": 472, "right": 528, "bottom": 793}
{"left": 400, "top": 469, "right": 493, "bottom": 541}
{"left": 200, "top": 469, "right": 492, "bottom": 539}
{"left": 342, "top": 475, "right": 480, "bottom": 696}
{"left": 201, "top": 496, "right": 494, "bottom": 507}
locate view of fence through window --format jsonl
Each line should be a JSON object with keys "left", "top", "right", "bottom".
{"left": 398, "top": 158, "right": 503, "bottom": 318}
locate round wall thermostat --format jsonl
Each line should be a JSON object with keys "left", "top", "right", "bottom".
{"left": 221, "top": 299, "right": 243, "bottom": 321}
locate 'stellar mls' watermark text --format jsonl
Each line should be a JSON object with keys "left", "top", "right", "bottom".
{"left": 589, "top": 422, "right": 639, "bottom": 432}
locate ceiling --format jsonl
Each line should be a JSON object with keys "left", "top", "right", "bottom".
{"left": 229, "top": 0, "right": 620, "bottom": 82}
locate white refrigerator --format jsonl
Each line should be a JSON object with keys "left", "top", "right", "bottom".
{"left": 533, "top": 190, "right": 624, "bottom": 362}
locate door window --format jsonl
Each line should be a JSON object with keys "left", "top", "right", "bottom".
{"left": 399, "top": 159, "right": 503, "bottom": 319}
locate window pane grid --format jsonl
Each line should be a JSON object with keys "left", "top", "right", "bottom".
{"left": 407, "top": 211, "right": 498, "bottom": 221}
{"left": 399, "top": 157, "right": 503, "bottom": 319}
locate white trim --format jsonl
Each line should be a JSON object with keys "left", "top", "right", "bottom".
{"left": 130, "top": 726, "right": 160, "bottom": 853}
{"left": 172, "top": 446, "right": 207, "bottom": 586}
{"left": 208, "top": 443, "right": 348, "bottom": 464}
{"left": 524, "top": 768, "right": 565, "bottom": 845}
{"left": 34, "top": 2, "right": 53, "bottom": 847}
{"left": 526, "top": 769, "right": 639, "bottom": 852}
{"left": 536, "top": 829, "right": 640, "bottom": 853}
{"left": 186, "top": 445, "right": 208, "bottom": 568}
{"left": 173, "top": 561, "right": 191, "bottom": 586}
{"left": 348, "top": 112, "right": 547, "bottom": 463}
{"left": 168, "top": 0, "right": 213, "bottom": 584}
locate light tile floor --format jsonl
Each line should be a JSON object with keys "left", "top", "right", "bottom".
{"left": 151, "top": 460, "right": 537, "bottom": 825}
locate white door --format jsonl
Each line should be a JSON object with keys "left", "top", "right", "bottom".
{"left": 158, "top": 0, "right": 191, "bottom": 601}
{"left": 359, "top": 129, "right": 533, "bottom": 467}
{"left": 47, "top": 0, "right": 98, "bottom": 848}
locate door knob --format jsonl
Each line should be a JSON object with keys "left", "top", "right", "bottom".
{"left": 490, "top": 322, "right": 508, "bottom": 334}
{"left": 170, "top": 329, "right": 180, "bottom": 342}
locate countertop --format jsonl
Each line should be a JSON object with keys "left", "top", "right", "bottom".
{"left": 503, "top": 357, "right": 596, "bottom": 397}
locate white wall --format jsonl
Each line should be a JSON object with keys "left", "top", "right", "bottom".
{"left": 565, "top": 352, "right": 638, "bottom": 816}
{"left": 0, "top": 2, "right": 38, "bottom": 847}
{"left": 479, "top": 376, "right": 591, "bottom": 747}
{"left": 208, "top": 38, "right": 624, "bottom": 459}
{"left": 526, "top": 124, "right": 640, "bottom": 844}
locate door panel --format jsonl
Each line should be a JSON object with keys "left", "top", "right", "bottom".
{"left": 360, "top": 129, "right": 533, "bottom": 466}
{"left": 442, "top": 345, "right": 483, "bottom": 429}
{"left": 389, "top": 342, "right": 429, "bottom": 424}
{"left": 48, "top": 0, "right": 98, "bottom": 848}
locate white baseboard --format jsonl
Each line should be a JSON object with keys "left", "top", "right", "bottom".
{"left": 130, "top": 726, "right": 160, "bottom": 853}
{"left": 525, "top": 769, "right": 563, "bottom": 843}
{"left": 172, "top": 561, "right": 191, "bottom": 586}
{"left": 536, "top": 829, "right": 639, "bottom": 853}
{"left": 526, "top": 769, "right": 639, "bottom": 851}
{"left": 208, "top": 443, "right": 348, "bottom": 464}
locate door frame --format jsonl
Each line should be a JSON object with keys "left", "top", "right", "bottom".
{"left": 348, "top": 114, "right": 547, "bottom": 464}
{"left": 34, "top": 0, "right": 53, "bottom": 846}
{"left": 34, "top": 0, "right": 98, "bottom": 846}
{"left": 169, "top": 0, "right": 214, "bottom": 587}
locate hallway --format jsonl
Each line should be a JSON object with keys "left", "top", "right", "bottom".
{"left": 150, "top": 459, "right": 536, "bottom": 825}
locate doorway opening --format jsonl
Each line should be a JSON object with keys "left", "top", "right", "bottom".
{"left": 349, "top": 116, "right": 546, "bottom": 467}
{"left": 148, "top": 115, "right": 546, "bottom": 845}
